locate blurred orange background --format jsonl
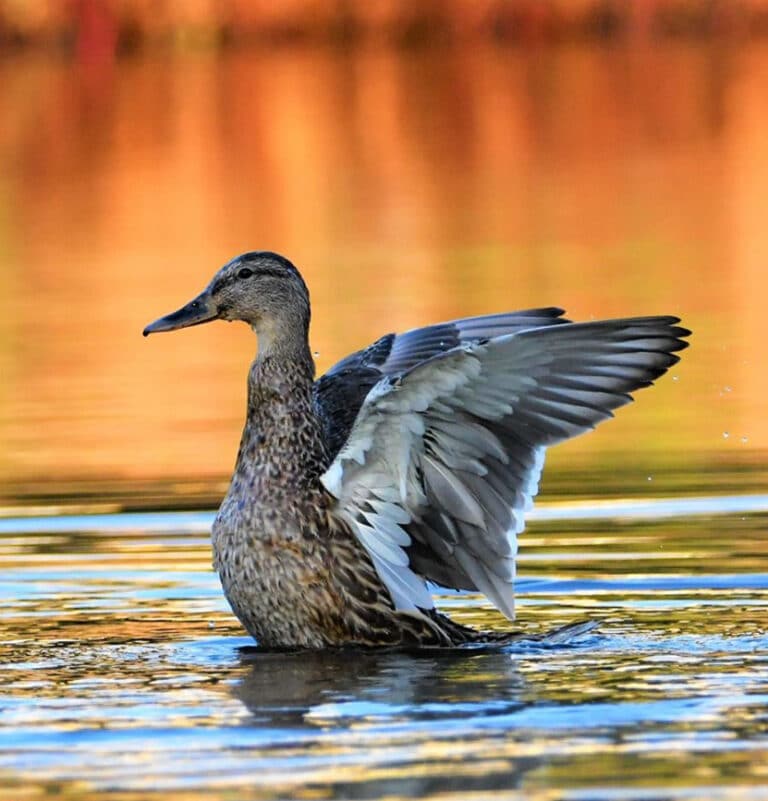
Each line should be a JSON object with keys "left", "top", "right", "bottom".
{"left": 0, "top": 1, "right": 766, "bottom": 509}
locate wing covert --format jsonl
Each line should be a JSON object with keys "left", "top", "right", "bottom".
{"left": 314, "top": 308, "right": 570, "bottom": 462}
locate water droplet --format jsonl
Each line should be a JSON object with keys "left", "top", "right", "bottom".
{"left": 741, "top": 436, "right": 749, "bottom": 444}
{"left": 723, "top": 432, "right": 730, "bottom": 439}
{"left": 724, "top": 386, "right": 732, "bottom": 393}
{"left": 313, "top": 351, "right": 320, "bottom": 358}
{"left": 208, "top": 621, "right": 216, "bottom": 629}
{"left": 646, "top": 476, "right": 653, "bottom": 482}
{"left": 672, "top": 375, "right": 679, "bottom": 382}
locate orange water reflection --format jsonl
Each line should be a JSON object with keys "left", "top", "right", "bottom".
{"left": 0, "top": 42, "right": 766, "bottom": 503}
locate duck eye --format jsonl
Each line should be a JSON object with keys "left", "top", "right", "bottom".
{"left": 237, "top": 267, "right": 254, "bottom": 280}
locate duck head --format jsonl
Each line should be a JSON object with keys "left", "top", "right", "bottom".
{"left": 143, "top": 251, "right": 311, "bottom": 349}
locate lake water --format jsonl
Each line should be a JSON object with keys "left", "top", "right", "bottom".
{"left": 2, "top": 498, "right": 768, "bottom": 800}
{"left": 1, "top": 37, "right": 767, "bottom": 801}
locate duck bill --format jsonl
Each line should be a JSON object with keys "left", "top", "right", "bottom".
{"left": 142, "top": 291, "right": 218, "bottom": 336}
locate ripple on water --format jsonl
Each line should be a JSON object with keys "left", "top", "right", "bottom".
{"left": 1, "top": 499, "right": 767, "bottom": 800}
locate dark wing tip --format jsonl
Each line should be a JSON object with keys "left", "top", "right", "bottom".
{"left": 517, "top": 306, "right": 568, "bottom": 319}
{"left": 660, "top": 320, "right": 691, "bottom": 353}
{"left": 616, "top": 316, "right": 691, "bottom": 352}
{"left": 516, "top": 307, "right": 571, "bottom": 324}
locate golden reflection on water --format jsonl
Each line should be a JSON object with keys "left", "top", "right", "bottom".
{"left": 2, "top": 524, "right": 767, "bottom": 801}
{"left": 0, "top": 42, "right": 767, "bottom": 505}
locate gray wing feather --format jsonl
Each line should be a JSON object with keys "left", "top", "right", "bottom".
{"left": 321, "top": 314, "right": 689, "bottom": 619}
{"left": 314, "top": 308, "right": 570, "bottom": 461}
{"left": 381, "top": 308, "right": 571, "bottom": 374}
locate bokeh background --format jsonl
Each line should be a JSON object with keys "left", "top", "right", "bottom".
{"left": 1, "top": 0, "right": 766, "bottom": 512}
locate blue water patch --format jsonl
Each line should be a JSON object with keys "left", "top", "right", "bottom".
{"left": 2, "top": 493, "right": 767, "bottom": 534}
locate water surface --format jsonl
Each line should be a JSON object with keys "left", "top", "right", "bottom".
{"left": 2, "top": 496, "right": 767, "bottom": 800}
{"left": 1, "top": 40, "right": 767, "bottom": 505}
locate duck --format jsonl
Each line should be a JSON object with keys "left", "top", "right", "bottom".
{"left": 143, "top": 251, "right": 689, "bottom": 649}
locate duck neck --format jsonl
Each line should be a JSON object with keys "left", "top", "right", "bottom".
{"left": 234, "top": 334, "right": 327, "bottom": 494}
{"left": 249, "top": 337, "right": 315, "bottom": 407}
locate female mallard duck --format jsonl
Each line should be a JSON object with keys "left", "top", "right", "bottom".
{"left": 144, "top": 251, "right": 689, "bottom": 649}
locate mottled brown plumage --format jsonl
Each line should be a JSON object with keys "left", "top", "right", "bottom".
{"left": 144, "top": 251, "right": 689, "bottom": 649}
{"left": 212, "top": 347, "right": 469, "bottom": 647}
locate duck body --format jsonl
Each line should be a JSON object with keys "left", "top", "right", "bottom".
{"left": 144, "top": 251, "right": 690, "bottom": 649}
{"left": 212, "top": 346, "right": 478, "bottom": 648}
{"left": 212, "top": 348, "right": 339, "bottom": 648}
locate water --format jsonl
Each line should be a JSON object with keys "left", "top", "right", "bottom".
{"left": 1, "top": 40, "right": 767, "bottom": 502}
{"left": 2, "top": 498, "right": 767, "bottom": 800}
{"left": 2, "top": 35, "right": 768, "bottom": 801}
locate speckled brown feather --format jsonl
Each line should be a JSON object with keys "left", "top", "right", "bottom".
{"left": 211, "top": 346, "right": 477, "bottom": 648}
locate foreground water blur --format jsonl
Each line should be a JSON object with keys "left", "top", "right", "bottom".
{"left": 2, "top": 33, "right": 768, "bottom": 801}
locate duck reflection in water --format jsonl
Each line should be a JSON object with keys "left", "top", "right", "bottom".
{"left": 144, "top": 251, "right": 689, "bottom": 649}
{"left": 235, "top": 646, "right": 530, "bottom": 725}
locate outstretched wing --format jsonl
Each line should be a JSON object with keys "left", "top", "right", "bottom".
{"left": 320, "top": 316, "right": 690, "bottom": 619}
{"left": 313, "top": 308, "right": 570, "bottom": 460}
